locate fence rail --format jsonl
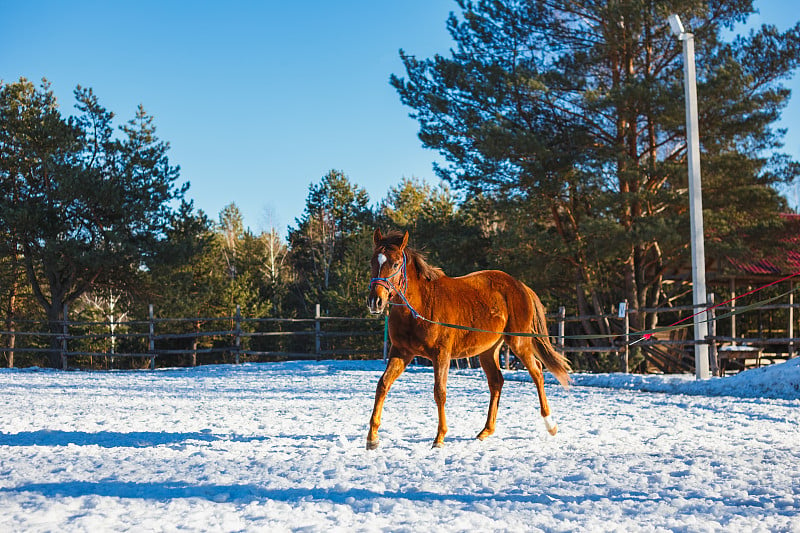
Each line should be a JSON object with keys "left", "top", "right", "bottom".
{"left": 0, "top": 303, "right": 387, "bottom": 370}
{"left": 1, "top": 294, "right": 798, "bottom": 375}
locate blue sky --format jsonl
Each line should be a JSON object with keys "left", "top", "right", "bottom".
{"left": 2, "top": 1, "right": 798, "bottom": 234}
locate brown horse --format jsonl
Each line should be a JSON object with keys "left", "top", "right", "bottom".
{"left": 366, "top": 229, "right": 572, "bottom": 449}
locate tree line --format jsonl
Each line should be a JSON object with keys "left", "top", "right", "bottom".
{"left": 2, "top": 1, "right": 799, "bottom": 369}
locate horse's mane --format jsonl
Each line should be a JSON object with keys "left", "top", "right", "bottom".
{"left": 378, "top": 230, "right": 445, "bottom": 281}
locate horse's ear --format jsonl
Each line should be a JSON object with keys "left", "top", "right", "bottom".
{"left": 373, "top": 228, "right": 382, "bottom": 246}
{"left": 400, "top": 231, "right": 409, "bottom": 250}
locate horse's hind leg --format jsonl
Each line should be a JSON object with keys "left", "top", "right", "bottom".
{"left": 476, "top": 341, "right": 504, "bottom": 441}
{"left": 367, "top": 352, "right": 414, "bottom": 450}
{"left": 506, "top": 337, "right": 558, "bottom": 436}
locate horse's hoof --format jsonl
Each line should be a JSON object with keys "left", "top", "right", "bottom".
{"left": 431, "top": 441, "right": 445, "bottom": 449}
{"left": 476, "top": 430, "right": 491, "bottom": 441}
{"left": 366, "top": 439, "right": 379, "bottom": 450}
{"left": 544, "top": 415, "right": 558, "bottom": 436}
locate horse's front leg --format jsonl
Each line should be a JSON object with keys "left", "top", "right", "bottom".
{"left": 366, "top": 351, "right": 412, "bottom": 450}
{"left": 432, "top": 357, "right": 450, "bottom": 448}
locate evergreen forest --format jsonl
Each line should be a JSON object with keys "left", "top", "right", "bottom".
{"left": 2, "top": 1, "right": 799, "bottom": 369}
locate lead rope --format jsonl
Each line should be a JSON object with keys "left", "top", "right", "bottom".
{"left": 630, "top": 269, "right": 800, "bottom": 346}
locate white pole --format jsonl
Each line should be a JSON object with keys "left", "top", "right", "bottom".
{"left": 670, "top": 15, "right": 710, "bottom": 379}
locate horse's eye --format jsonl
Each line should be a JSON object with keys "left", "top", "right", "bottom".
{"left": 393, "top": 262, "right": 400, "bottom": 269}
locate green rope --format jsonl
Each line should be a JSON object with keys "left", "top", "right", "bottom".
{"left": 391, "top": 286, "right": 799, "bottom": 342}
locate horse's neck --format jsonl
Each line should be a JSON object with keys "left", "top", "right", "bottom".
{"left": 402, "top": 260, "right": 436, "bottom": 305}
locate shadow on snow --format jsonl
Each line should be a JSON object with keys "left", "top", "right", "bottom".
{"left": 0, "top": 480, "right": 788, "bottom": 515}
{"left": 0, "top": 430, "right": 269, "bottom": 448}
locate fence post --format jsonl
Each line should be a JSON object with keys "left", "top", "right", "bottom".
{"left": 622, "top": 300, "right": 629, "bottom": 373}
{"left": 708, "top": 292, "right": 719, "bottom": 376}
{"left": 148, "top": 304, "right": 155, "bottom": 370}
{"left": 557, "top": 306, "right": 566, "bottom": 352}
{"left": 6, "top": 314, "right": 15, "bottom": 369}
{"left": 61, "top": 303, "right": 69, "bottom": 370}
{"left": 730, "top": 277, "right": 737, "bottom": 342}
{"left": 234, "top": 305, "right": 242, "bottom": 364}
{"left": 192, "top": 318, "right": 199, "bottom": 367}
{"left": 315, "top": 304, "right": 321, "bottom": 360}
{"left": 789, "top": 281, "right": 795, "bottom": 358}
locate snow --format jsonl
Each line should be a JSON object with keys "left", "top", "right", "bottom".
{"left": 1, "top": 358, "right": 799, "bottom": 532}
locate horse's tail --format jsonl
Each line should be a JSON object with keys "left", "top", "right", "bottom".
{"left": 526, "top": 285, "right": 572, "bottom": 388}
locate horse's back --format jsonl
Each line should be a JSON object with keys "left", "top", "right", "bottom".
{"left": 451, "top": 269, "right": 534, "bottom": 303}
{"left": 438, "top": 269, "right": 536, "bottom": 328}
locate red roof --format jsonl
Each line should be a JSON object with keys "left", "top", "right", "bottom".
{"left": 726, "top": 214, "right": 800, "bottom": 276}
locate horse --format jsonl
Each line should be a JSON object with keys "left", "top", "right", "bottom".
{"left": 366, "top": 229, "right": 572, "bottom": 449}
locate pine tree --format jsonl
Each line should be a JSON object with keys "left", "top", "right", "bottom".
{"left": 288, "top": 170, "right": 373, "bottom": 316}
{"left": 377, "top": 177, "right": 488, "bottom": 275}
{"left": 392, "top": 0, "right": 800, "bottom": 333}
{"left": 0, "top": 78, "right": 189, "bottom": 366}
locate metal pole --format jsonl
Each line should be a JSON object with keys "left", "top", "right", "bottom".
{"left": 670, "top": 15, "right": 710, "bottom": 379}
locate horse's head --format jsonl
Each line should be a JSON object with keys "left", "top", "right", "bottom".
{"left": 367, "top": 228, "right": 409, "bottom": 315}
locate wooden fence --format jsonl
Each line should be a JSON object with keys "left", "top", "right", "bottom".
{"left": 552, "top": 291, "right": 798, "bottom": 375}
{"left": 0, "top": 303, "right": 387, "bottom": 370}
{"left": 1, "top": 295, "right": 797, "bottom": 374}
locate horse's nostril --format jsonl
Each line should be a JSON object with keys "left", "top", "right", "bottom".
{"left": 368, "top": 296, "right": 384, "bottom": 313}
{"left": 367, "top": 296, "right": 382, "bottom": 312}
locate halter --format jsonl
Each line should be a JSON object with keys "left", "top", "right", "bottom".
{"left": 369, "top": 251, "right": 408, "bottom": 296}
{"left": 369, "top": 252, "right": 419, "bottom": 318}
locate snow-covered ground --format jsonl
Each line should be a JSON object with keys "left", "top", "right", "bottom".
{"left": 1, "top": 358, "right": 799, "bottom": 532}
